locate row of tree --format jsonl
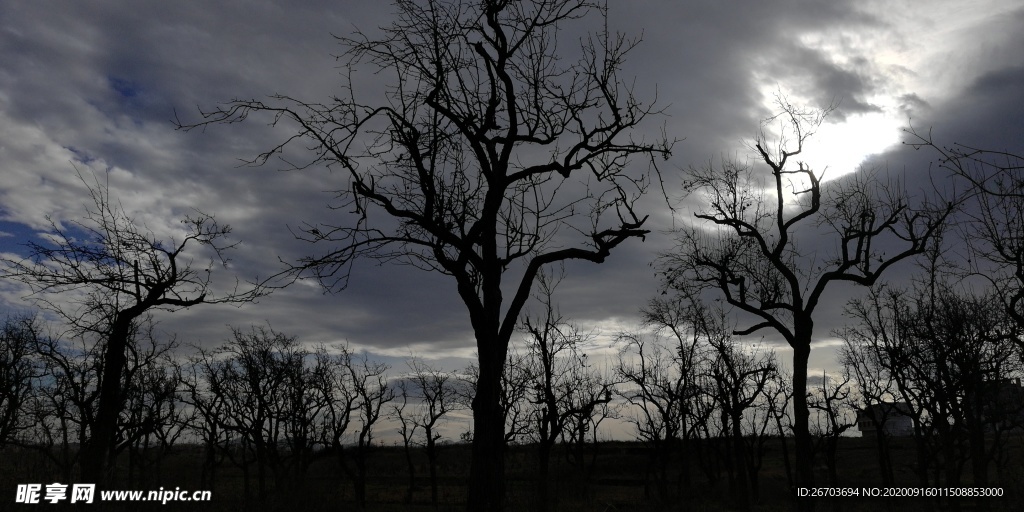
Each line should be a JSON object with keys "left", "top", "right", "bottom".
{"left": 840, "top": 254, "right": 1024, "bottom": 499}
{"left": 0, "top": 303, "right": 775, "bottom": 510}
{"left": 0, "top": 314, "right": 412, "bottom": 509}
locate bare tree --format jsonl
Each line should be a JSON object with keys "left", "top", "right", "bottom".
{"left": 841, "top": 284, "right": 936, "bottom": 486}
{"left": 394, "top": 357, "right": 461, "bottom": 507}
{"left": 194, "top": 327, "right": 285, "bottom": 502}
{"left": 13, "top": 314, "right": 173, "bottom": 484}
{"left": 186, "top": 325, "right": 332, "bottom": 505}
{"left": 659, "top": 98, "right": 952, "bottom": 501}
{"left": 641, "top": 294, "right": 709, "bottom": 492}
{"left": 181, "top": 347, "right": 233, "bottom": 492}
{"left": 393, "top": 380, "right": 421, "bottom": 504}
{"left": 176, "top": 1, "right": 671, "bottom": 508}
{"left": 708, "top": 334, "right": 777, "bottom": 511}
{"left": 838, "top": 326, "right": 900, "bottom": 486}
{"left": 807, "top": 370, "right": 856, "bottom": 488}
{"left": 1, "top": 172, "right": 261, "bottom": 484}
{"left": 840, "top": 236, "right": 1022, "bottom": 512}
{"left": 616, "top": 330, "right": 693, "bottom": 503}
{"left": 343, "top": 351, "right": 395, "bottom": 511}
{"left": 521, "top": 272, "right": 613, "bottom": 512}
{"left": 0, "top": 313, "right": 42, "bottom": 448}
{"left": 113, "top": 321, "right": 184, "bottom": 488}
{"left": 17, "top": 329, "right": 102, "bottom": 481}
{"left": 906, "top": 130, "right": 1024, "bottom": 332}
{"left": 758, "top": 367, "right": 794, "bottom": 488}
{"left": 557, "top": 362, "right": 617, "bottom": 503}
{"left": 316, "top": 344, "right": 359, "bottom": 494}
{"left": 843, "top": 276, "right": 1020, "bottom": 497}
{"left": 655, "top": 292, "right": 780, "bottom": 511}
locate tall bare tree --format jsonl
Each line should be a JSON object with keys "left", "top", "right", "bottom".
{"left": 177, "top": 2, "right": 671, "bottom": 509}
{"left": 2, "top": 173, "right": 260, "bottom": 484}
{"left": 659, "top": 98, "right": 952, "bottom": 504}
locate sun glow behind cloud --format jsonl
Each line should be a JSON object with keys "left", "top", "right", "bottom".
{"left": 798, "top": 108, "right": 904, "bottom": 181}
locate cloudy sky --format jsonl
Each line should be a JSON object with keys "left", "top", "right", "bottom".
{"left": 1, "top": 0, "right": 1022, "bottom": 383}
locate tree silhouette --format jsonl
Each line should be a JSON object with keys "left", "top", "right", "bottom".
{"left": 0, "top": 313, "right": 42, "bottom": 449}
{"left": 659, "top": 98, "right": 952, "bottom": 507}
{"left": 905, "top": 128, "right": 1024, "bottom": 330}
{"left": 393, "top": 357, "right": 461, "bottom": 507}
{"left": 176, "top": 1, "right": 671, "bottom": 508}
{"left": 521, "top": 272, "right": 613, "bottom": 512}
{"left": 2, "top": 172, "right": 261, "bottom": 485}
{"left": 842, "top": 272, "right": 1021, "bottom": 499}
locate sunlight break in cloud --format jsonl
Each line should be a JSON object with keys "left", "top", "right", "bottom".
{"left": 799, "top": 108, "right": 904, "bottom": 180}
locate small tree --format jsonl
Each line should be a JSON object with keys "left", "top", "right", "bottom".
{"left": 2, "top": 173, "right": 260, "bottom": 484}
{"left": 838, "top": 327, "right": 899, "bottom": 486}
{"left": 394, "top": 357, "right": 461, "bottom": 507}
{"left": 344, "top": 351, "right": 395, "bottom": 511}
{"left": 181, "top": 347, "right": 232, "bottom": 491}
{"left": 186, "top": 325, "right": 332, "bottom": 505}
{"left": 115, "top": 321, "right": 184, "bottom": 488}
{"left": 616, "top": 329, "right": 694, "bottom": 503}
{"left": 393, "top": 381, "right": 421, "bottom": 504}
{"left": 177, "top": 2, "right": 671, "bottom": 508}
{"left": 0, "top": 313, "right": 42, "bottom": 448}
{"left": 521, "top": 273, "right": 613, "bottom": 512}
{"left": 807, "top": 370, "right": 856, "bottom": 488}
{"left": 708, "top": 335, "right": 777, "bottom": 511}
{"left": 19, "top": 330, "right": 103, "bottom": 481}
{"left": 659, "top": 99, "right": 952, "bottom": 502}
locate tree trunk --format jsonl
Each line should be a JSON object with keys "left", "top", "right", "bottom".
{"left": 402, "top": 436, "right": 416, "bottom": 503}
{"left": 792, "top": 340, "right": 815, "bottom": 512}
{"left": 82, "top": 317, "right": 132, "bottom": 485}
{"left": 776, "top": 417, "right": 793, "bottom": 488}
{"left": 427, "top": 439, "right": 440, "bottom": 508}
{"left": 731, "top": 410, "right": 751, "bottom": 512}
{"left": 467, "top": 344, "right": 506, "bottom": 512}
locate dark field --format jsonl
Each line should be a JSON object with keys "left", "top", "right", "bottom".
{"left": 3, "top": 435, "right": 1021, "bottom": 511}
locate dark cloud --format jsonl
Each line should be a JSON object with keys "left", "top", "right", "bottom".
{"left": 932, "top": 66, "right": 1024, "bottom": 149}
{"left": 1, "top": 0, "right": 1021, "bottom": 373}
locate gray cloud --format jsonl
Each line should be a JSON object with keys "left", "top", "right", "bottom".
{"left": 1, "top": 0, "right": 1021, "bottom": 373}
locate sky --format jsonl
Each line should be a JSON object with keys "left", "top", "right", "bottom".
{"left": 1, "top": 0, "right": 1022, "bottom": 398}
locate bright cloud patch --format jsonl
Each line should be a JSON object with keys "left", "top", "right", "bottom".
{"left": 800, "top": 109, "right": 903, "bottom": 180}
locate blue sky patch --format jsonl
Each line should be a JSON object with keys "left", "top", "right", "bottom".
{"left": 108, "top": 76, "right": 140, "bottom": 98}
{"left": 0, "top": 219, "right": 39, "bottom": 258}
